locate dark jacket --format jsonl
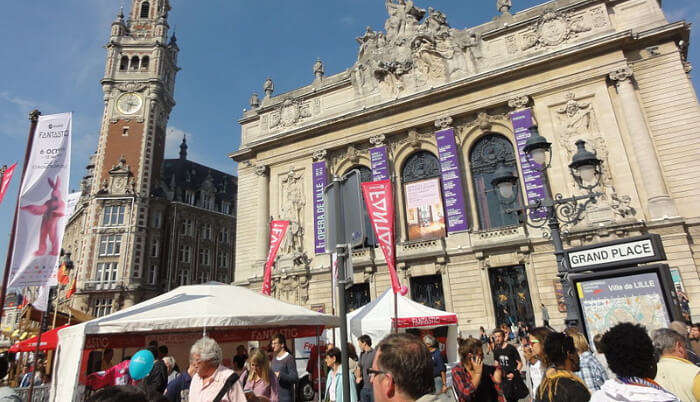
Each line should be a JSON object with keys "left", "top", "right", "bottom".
{"left": 271, "top": 352, "right": 298, "bottom": 402}
{"left": 142, "top": 359, "right": 168, "bottom": 394}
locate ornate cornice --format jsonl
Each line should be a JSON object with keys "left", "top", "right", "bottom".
{"left": 507, "top": 95, "right": 530, "bottom": 110}
{"left": 608, "top": 66, "right": 633, "bottom": 86}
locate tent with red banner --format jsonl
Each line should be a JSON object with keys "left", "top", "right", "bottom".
{"left": 9, "top": 324, "right": 69, "bottom": 352}
{"left": 346, "top": 289, "right": 459, "bottom": 362}
{"left": 52, "top": 282, "right": 339, "bottom": 401}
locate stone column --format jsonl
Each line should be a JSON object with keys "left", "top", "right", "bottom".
{"left": 609, "top": 66, "right": 678, "bottom": 219}
{"left": 254, "top": 164, "right": 270, "bottom": 265}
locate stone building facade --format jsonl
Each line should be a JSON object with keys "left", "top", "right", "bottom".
{"left": 60, "top": 0, "right": 237, "bottom": 318}
{"left": 232, "top": 0, "right": 700, "bottom": 331}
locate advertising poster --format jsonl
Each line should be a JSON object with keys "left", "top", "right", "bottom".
{"left": 370, "top": 146, "right": 390, "bottom": 181}
{"left": 403, "top": 178, "right": 446, "bottom": 241}
{"left": 9, "top": 113, "right": 72, "bottom": 289}
{"left": 670, "top": 267, "right": 691, "bottom": 322}
{"left": 576, "top": 271, "right": 671, "bottom": 342}
{"left": 553, "top": 279, "right": 567, "bottom": 313}
{"left": 435, "top": 128, "right": 469, "bottom": 233}
{"left": 312, "top": 160, "right": 327, "bottom": 254}
{"left": 509, "top": 109, "right": 546, "bottom": 219}
{"left": 261, "top": 220, "right": 289, "bottom": 295}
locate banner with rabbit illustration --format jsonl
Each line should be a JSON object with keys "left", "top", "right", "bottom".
{"left": 9, "top": 113, "right": 71, "bottom": 288}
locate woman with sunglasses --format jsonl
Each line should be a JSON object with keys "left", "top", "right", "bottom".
{"left": 524, "top": 327, "right": 553, "bottom": 399}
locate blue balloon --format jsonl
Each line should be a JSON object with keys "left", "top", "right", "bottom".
{"left": 129, "top": 349, "right": 155, "bottom": 380}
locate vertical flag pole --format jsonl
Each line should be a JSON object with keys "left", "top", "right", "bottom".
{"left": 0, "top": 110, "right": 41, "bottom": 318}
{"left": 394, "top": 291, "right": 398, "bottom": 334}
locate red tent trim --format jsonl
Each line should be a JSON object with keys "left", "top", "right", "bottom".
{"left": 9, "top": 325, "right": 69, "bottom": 353}
{"left": 392, "top": 315, "right": 458, "bottom": 328}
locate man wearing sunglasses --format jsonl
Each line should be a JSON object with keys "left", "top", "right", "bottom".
{"left": 369, "top": 334, "right": 450, "bottom": 402}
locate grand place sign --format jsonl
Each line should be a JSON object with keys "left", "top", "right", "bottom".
{"left": 566, "top": 234, "right": 666, "bottom": 272}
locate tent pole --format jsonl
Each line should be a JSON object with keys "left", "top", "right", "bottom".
{"left": 27, "top": 286, "right": 54, "bottom": 402}
{"left": 394, "top": 291, "right": 398, "bottom": 334}
{"left": 316, "top": 326, "right": 321, "bottom": 402}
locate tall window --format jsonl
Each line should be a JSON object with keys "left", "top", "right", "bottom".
{"left": 92, "top": 297, "right": 113, "bottom": 317}
{"left": 98, "top": 235, "right": 122, "bottom": 256}
{"left": 345, "top": 166, "right": 376, "bottom": 248}
{"left": 179, "top": 245, "right": 192, "bottom": 263}
{"left": 469, "top": 134, "right": 522, "bottom": 230}
{"left": 140, "top": 1, "right": 150, "bottom": 18}
{"left": 184, "top": 191, "right": 195, "bottom": 205}
{"left": 130, "top": 56, "right": 140, "bottom": 71}
{"left": 177, "top": 270, "right": 189, "bottom": 286}
{"left": 401, "top": 151, "right": 446, "bottom": 241}
{"left": 219, "top": 228, "right": 229, "bottom": 244}
{"left": 180, "top": 219, "right": 193, "bottom": 236}
{"left": 220, "top": 202, "right": 231, "bottom": 214}
{"left": 148, "top": 265, "right": 158, "bottom": 285}
{"left": 201, "top": 224, "right": 212, "bottom": 240}
{"left": 150, "top": 239, "right": 159, "bottom": 257}
{"left": 151, "top": 211, "right": 162, "bottom": 228}
{"left": 217, "top": 250, "right": 229, "bottom": 267}
{"left": 410, "top": 274, "right": 445, "bottom": 311}
{"left": 95, "top": 262, "right": 118, "bottom": 288}
{"left": 140, "top": 56, "right": 150, "bottom": 71}
{"left": 119, "top": 56, "right": 129, "bottom": 71}
{"left": 102, "top": 205, "right": 125, "bottom": 226}
{"left": 199, "top": 248, "right": 211, "bottom": 266}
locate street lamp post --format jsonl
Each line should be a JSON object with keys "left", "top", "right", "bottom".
{"left": 491, "top": 126, "right": 604, "bottom": 328}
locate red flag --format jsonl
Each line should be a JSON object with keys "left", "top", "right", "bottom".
{"left": 65, "top": 278, "right": 76, "bottom": 299}
{"left": 56, "top": 261, "right": 70, "bottom": 285}
{"left": 0, "top": 163, "right": 17, "bottom": 205}
{"left": 361, "top": 180, "right": 404, "bottom": 294}
{"left": 261, "top": 220, "right": 290, "bottom": 295}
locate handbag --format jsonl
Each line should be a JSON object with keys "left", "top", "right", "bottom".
{"left": 502, "top": 371, "right": 529, "bottom": 400}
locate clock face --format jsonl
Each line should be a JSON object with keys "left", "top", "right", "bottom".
{"left": 117, "top": 93, "right": 143, "bottom": 115}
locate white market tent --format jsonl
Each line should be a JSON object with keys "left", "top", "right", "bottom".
{"left": 51, "top": 283, "right": 340, "bottom": 401}
{"left": 345, "top": 289, "right": 459, "bottom": 362}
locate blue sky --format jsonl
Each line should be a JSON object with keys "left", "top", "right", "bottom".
{"left": 0, "top": 0, "right": 698, "bottom": 266}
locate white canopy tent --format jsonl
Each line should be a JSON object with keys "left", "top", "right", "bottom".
{"left": 51, "top": 283, "right": 340, "bottom": 401}
{"left": 343, "top": 289, "right": 459, "bottom": 362}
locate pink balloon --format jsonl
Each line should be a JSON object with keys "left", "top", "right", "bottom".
{"left": 399, "top": 286, "right": 408, "bottom": 296}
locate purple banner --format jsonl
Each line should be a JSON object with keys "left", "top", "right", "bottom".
{"left": 312, "top": 160, "right": 328, "bottom": 254}
{"left": 370, "top": 146, "right": 390, "bottom": 181}
{"left": 435, "top": 128, "right": 469, "bottom": 232}
{"left": 510, "top": 109, "right": 546, "bottom": 218}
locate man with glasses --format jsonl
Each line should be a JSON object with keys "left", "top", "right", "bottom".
{"left": 369, "top": 333, "right": 450, "bottom": 402}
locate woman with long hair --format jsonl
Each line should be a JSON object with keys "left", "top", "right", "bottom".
{"left": 524, "top": 327, "right": 553, "bottom": 398}
{"left": 241, "top": 349, "right": 279, "bottom": 402}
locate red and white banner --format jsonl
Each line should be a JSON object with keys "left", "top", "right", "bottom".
{"left": 361, "top": 180, "right": 403, "bottom": 294}
{"left": 9, "top": 113, "right": 72, "bottom": 289}
{"left": 393, "top": 315, "right": 458, "bottom": 328}
{"left": 0, "top": 163, "right": 17, "bottom": 205}
{"left": 261, "top": 220, "right": 290, "bottom": 295}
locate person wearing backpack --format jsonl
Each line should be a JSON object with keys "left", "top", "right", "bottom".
{"left": 188, "top": 337, "right": 246, "bottom": 402}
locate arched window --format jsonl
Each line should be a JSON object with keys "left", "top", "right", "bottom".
{"left": 401, "top": 151, "right": 446, "bottom": 241}
{"left": 130, "top": 56, "right": 140, "bottom": 71}
{"left": 469, "top": 134, "right": 522, "bottom": 230}
{"left": 119, "top": 56, "right": 129, "bottom": 71}
{"left": 140, "top": 1, "right": 150, "bottom": 18}
{"left": 344, "top": 165, "right": 376, "bottom": 248}
{"left": 140, "top": 56, "right": 149, "bottom": 71}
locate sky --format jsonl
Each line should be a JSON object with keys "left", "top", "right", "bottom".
{"left": 0, "top": 0, "right": 698, "bottom": 267}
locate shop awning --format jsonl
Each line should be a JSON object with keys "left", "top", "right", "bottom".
{"left": 9, "top": 325, "right": 69, "bottom": 353}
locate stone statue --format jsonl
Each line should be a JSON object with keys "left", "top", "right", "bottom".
{"left": 280, "top": 168, "right": 305, "bottom": 254}
{"left": 313, "top": 58, "right": 324, "bottom": 81}
{"left": 263, "top": 77, "right": 274, "bottom": 98}
{"left": 249, "top": 92, "right": 260, "bottom": 108}
{"left": 497, "top": 0, "right": 512, "bottom": 14}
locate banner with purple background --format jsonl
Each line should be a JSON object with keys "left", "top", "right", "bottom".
{"left": 435, "top": 128, "right": 469, "bottom": 232}
{"left": 510, "top": 108, "right": 546, "bottom": 218}
{"left": 312, "top": 160, "right": 327, "bottom": 254}
{"left": 370, "top": 146, "right": 390, "bottom": 181}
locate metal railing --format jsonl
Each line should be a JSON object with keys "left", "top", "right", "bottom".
{"left": 14, "top": 385, "right": 50, "bottom": 401}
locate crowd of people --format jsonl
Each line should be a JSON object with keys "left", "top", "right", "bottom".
{"left": 452, "top": 321, "right": 700, "bottom": 402}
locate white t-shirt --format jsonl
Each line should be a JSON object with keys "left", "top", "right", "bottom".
{"left": 275, "top": 351, "right": 289, "bottom": 361}
{"left": 329, "top": 370, "right": 339, "bottom": 401}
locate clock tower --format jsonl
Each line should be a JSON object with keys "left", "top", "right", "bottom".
{"left": 73, "top": 0, "right": 179, "bottom": 309}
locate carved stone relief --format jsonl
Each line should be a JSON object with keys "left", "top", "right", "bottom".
{"left": 273, "top": 272, "right": 310, "bottom": 305}
{"left": 261, "top": 97, "right": 321, "bottom": 133}
{"left": 352, "top": 2, "right": 485, "bottom": 98}
{"left": 279, "top": 167, "right": 306, "bottom": 255}
{"left": 552, "top": 92, "right": 636, "bottom": 221}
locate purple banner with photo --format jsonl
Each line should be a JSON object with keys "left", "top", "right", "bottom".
{"left": 312, "top": 160, "right": 328, "bottom": 254}
{"left": 510, "top": 108, "right": 546, "bottom": 218}
{"left": 435, "top": 128, "right": 469, "bottom": 232}
{"left": 370, "top": 146, "right": 390, "bottom": 181}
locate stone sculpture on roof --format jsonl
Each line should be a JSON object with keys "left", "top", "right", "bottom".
{"left": 352, "top": 0, "right": 484, "bottom": 98}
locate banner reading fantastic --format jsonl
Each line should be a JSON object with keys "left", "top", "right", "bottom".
{"left": 261, "top": 220, "right": 290, "bottom": 295}
{"left": 0, "top": 163, "right": 18, "bottom": 205}
{"left": 9, "top": 113, "right": 72, "bottom": 289}
{"left": 361, "top": 180, "right": 406, "bottom": 295}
